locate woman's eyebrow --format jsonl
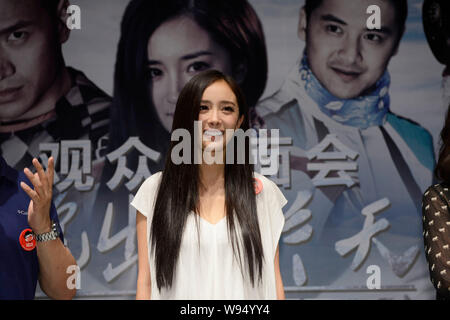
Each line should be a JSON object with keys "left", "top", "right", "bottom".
{"left": 220, "top": 101, "right": 237, "bottom": 106}
{"left": 147, "top": 59, "right": 161, "bottom": 66}
{"left": 200, "top": 100, "right": 236, "bottom": 106}
{"left": 147, "top": 51, "right": 213, "bottom": 65}
{"left": 181, "top": 51, "right": 213, "bottom": 60}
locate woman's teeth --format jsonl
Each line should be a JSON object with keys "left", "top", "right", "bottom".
{"left": 204, "top": 129, "right": 223, "bottom": 136}
{"left": 204, "top": 130, "right": 223, "bottom": 142}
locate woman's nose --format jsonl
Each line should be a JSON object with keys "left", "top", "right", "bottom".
{"left": 166, "top": 73, "right": 183, "bottom": 104}
{"left": 207, "top": 108, "right": 221, "bottom": 126}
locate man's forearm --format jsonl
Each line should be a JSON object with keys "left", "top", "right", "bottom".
{"left": 36, "top": 238, "right": 77, "bottom": 300}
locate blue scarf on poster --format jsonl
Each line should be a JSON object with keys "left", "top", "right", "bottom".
{"left": 299, "top": 54, "right": 390, "bottom": 129}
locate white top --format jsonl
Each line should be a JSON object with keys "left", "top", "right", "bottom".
{"left": 130, "top": 171, "right": 287, "bottom": 300}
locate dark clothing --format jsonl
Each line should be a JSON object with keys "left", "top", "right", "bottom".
{"left": 422, "top": 183, "right": 450, "bottom": 300}
{"left": 0, "top": 156, "right": 63, "bottom": 299}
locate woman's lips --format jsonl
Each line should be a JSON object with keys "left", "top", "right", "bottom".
{"left": 0, "top": 86, "right": 22, "bottom": 102}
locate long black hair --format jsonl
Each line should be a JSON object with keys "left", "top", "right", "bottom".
{"left": 151, "top": 70, "right": 263, "bottom": 290}
{"left": 108, "top": 0, "right": 267, "bottom": 170}
{"left": 436, "top": 104, "right": 450, "bottom": 182}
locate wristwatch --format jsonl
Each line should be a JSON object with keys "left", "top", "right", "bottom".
{"left": 34, "top": 221, "right": 60, "bottom": 242}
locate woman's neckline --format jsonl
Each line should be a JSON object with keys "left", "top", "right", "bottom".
{"left": 191, "top": 212, "right": 227, "bottom": 226}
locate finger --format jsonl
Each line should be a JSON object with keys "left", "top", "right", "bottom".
{"left": 33, "top": 158, "right": 48, "bottom": 192}
{"left": 23, "top": 168, "right": 45, "bottom": 198}
{"left": 47, "top": 157, "right": 55, "bottom": 188}
{"left": 20, "top": 181, "right": 39, "bottom": 202}
{"left": 34, "top": 172, "right": 45, "bottom": 197}
{"left": 23, "top": 167, "right": 39, "bottom": 190}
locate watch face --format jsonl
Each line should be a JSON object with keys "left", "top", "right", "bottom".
{"left": 52, "top": 224, "right": 60, "bottom": 237}
{"left": 423, "top": 0, "right": 450, "bottom": 65}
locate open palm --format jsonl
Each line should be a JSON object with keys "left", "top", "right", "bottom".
{"left": 20, "top": 157, "right": 55, "bottom": 235}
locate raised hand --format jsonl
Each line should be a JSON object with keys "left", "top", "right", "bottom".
{"left": 20, "top": 157, "right": 55, "bottom": 235}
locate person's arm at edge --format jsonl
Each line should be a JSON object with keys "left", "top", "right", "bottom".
{"left": 274, "top": 244, "right": 285, "bottom": 300}
{"left": 422, "top": 186, "right": 450, "bottom": 297}
{"left": 36, "top": 234, "right": 77, "bottom": 299}
{"left": 21, "top": 157, "right": 76, "bottom": 299}
{"left": 136, "top": 211, "right": 151, "bottom": 299}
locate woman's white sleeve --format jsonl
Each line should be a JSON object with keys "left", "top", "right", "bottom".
{"left": 268, "top": 181, "right": 287, "bottom": 255}
{"left": 130, "top": 172, "right": 161, "bottom": 218}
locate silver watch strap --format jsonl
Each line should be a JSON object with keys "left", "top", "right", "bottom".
{"left": 34, "top": 221, "right": 59, "bottom": 242}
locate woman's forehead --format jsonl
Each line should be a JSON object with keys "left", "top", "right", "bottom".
{"left": 202, "top": 81, "right": 237, "bottom": 103}
{"left": 147, "top": 15, "right": 215, "bottom": 59}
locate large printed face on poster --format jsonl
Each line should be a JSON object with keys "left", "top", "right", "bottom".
{"left": 256, "top": 0, "right": 441, "bottom": 299}
{"left": 299, "top": 0, "right": 402, "bottom": 100}
{"left": 147, "top": 15, "right": 233, "bottom": 133}
{"left": 0, "top": 0, "right": 67, "bottom": 122}
{"left": 1, "top": 0, "right": 447, "bottom": 300}
{"left": 104, "top": 0, "right": 267, "bottom": 166}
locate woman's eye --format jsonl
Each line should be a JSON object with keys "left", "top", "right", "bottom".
{"left": 187, "top": 61, "right": 211, "bottom": 73}
{"left": 7, "top": 31, "right": 28, "bottom": 43}
{"left": 223, "top": 106, "right": 235, "bottom": 112}
{"left": 199, "top": 105, "right": 209, "bottom": 111}
{"left": 326, "top": 25, "right": 343, "bottom": 35}
{"left": 148, "top": 68, "right": 163, "bottom": 79}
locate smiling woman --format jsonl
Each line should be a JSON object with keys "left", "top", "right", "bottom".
{"left": 131, "top": 70, "right": 287, "bottom": 300}
{"left": 107, "top": 0, "right": 268, "bottom": 173}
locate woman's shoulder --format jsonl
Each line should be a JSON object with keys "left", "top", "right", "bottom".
{"left": 253, "top": 172, "right": 287, "bottom": 207}
{"left": 253, "top": 172, "right": 278, "bottom": 191}
{"left": 423, "top": 183, "right": 449, "bottom": 197}
{"left": 138, "top": 171, "right": 163, "bottom": 192}
{"left": 147, "top": 171, "right": 163, "bottom": 182}
{"left": 131, "top": 172, "right": 163, "bottom": 218}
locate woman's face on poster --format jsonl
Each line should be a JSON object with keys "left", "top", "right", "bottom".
{"left": 147, "top": 15, "right": 233, "bottom": 132}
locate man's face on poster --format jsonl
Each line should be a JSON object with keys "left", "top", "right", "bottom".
{"left": 300, "top": 0, "right": 402, "bottom": 99}
{"left": 0, "top": 0, "right": 63, "bottom": 121}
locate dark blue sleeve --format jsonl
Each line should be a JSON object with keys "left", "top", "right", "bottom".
{"left": 49, "top": 202, "right": 65, "bottom": 244}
